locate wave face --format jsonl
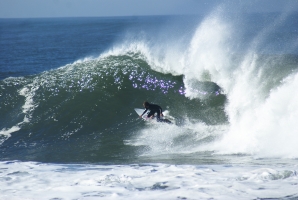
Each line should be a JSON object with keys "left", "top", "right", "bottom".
{"left": 1, "top": 11, "right": 298, "bottom": 163}
{"left": 0, "top": 49, "right": 226, "bottom": 162}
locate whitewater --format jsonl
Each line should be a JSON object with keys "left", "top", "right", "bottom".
{"left": 1, "top": 7, "right": 298, "bottom": 200}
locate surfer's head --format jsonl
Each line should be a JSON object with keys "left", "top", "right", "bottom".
{"left": 143, "top": 101, "right": 150, "bottom": 108}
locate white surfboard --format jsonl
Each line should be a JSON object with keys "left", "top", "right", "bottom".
{"left": 134, "top": 108, "right": 174, "bottom": 124}
{"left": 135, "top": 108, "right": 150, "bottom": 120}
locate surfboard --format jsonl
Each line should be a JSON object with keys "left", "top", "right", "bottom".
{"left": 134, "top": 108, "right": 173, "bottom": 124}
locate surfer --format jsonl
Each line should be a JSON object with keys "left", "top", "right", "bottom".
{"left": 140, "top": 101, "right": 171, "bottom": 123}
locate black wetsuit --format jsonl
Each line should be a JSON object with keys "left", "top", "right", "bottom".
{"left": 141, "top": 103, "right": 163, "bottom": 122}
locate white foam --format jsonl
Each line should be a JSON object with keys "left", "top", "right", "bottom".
{"left": 0, "top": 79, "right": 40, "bottom": 144}
{"left": 0, "top": 85, "right": 36, "bottom": 144}
{"left": 0, "top": 79, "right": 36, "bottom": 144}
{"left": 0, "top": 126, "right": 20, "bottom": 145}
{"left": 217, "top": 72, "right": 298, "bottom": 157}
{"left": 107, "top": 9, "right": 298, "bottom": 159}
{"left": 182, "top": 10, "right": 233, "bottom": 99}
{"left": 0, "top": 161, "right": 297, "bottom": 200}
{"left": 126, "top": 119, "right": 226, "bottom": 156}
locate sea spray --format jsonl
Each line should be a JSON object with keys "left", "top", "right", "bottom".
{"left": 210, "top": 12, "right": 298, "bottom": 157}
{"left": 122, "top": 10, "right": 298, "bottom": 158}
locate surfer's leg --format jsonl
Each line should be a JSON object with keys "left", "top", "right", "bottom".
{"left": 156, "top": 110, "right": 161, "bottom": 122}
{"left": 147, "top": 110, "right": 155, "bottom": 118}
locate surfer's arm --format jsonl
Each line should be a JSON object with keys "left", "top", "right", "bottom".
{"left": 140, "top": 108, "right": 148, "bottom": 117}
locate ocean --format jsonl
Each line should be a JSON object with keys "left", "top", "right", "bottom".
{"left": 1, "top": 9, "right": 298, "bottom": 200}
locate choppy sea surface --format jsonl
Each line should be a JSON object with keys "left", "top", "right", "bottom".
{"left": 1, "top": 9, "right": 298, "bottom": 199}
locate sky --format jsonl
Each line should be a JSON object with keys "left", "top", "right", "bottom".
{"left": 0, "top": 0, "right": 298, "bottom": 18}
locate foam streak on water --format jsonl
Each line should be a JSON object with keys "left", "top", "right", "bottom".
{"left": 0, "top": 161, "right": 297, "bottom": 200}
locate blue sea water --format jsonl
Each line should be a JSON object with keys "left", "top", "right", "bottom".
{"left": 1, "top": 10, "right": 298, "bottom": 199}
